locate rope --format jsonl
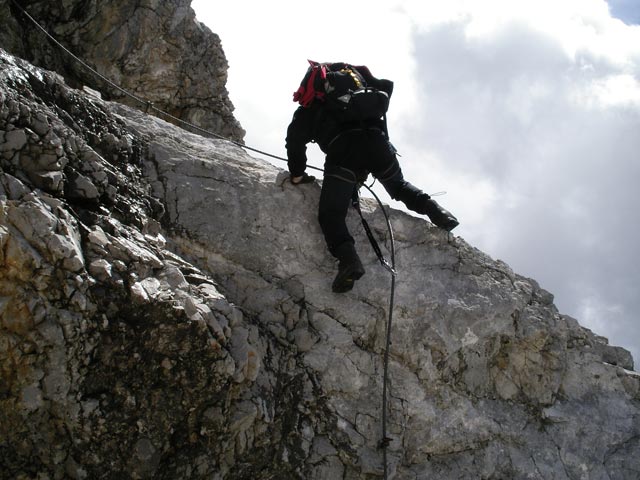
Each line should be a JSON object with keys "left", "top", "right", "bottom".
{"left": 6, "top": 0, "right": 292, "bottom": 164}
{"left": 8, "top": 2, "right": 397, "bottom": 476}
{"left": 8, "top": 0, "right": 148, "bottom": 106}
{"left": 361, "top": 185, "right": 396, "bottom": 480}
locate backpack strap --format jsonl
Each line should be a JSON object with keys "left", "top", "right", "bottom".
{"left": 293, "top": 60, "right": 327, "bottom": 107}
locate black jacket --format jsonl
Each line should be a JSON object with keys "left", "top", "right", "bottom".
{"left": 286, "top": 76, "right": 394, "bottom": 177}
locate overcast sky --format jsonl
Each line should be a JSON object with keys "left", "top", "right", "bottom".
{"left": 191, "top": 0, "right": 640, "bottom": 365}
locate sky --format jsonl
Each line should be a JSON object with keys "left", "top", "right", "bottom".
{"left": 191, "top": 0, "right": 640, "bottom": 366}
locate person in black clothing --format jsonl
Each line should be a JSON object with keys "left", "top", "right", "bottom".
{"left": 286, "top": 62, "right": 458, "bottom": 293}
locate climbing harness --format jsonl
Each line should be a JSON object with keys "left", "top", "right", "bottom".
{"left": 7, "top": 2, "right": 397, "bottom": 477}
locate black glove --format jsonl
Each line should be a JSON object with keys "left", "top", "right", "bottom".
{"left": 291, "top": 173, "right": 316, "bottom": 185}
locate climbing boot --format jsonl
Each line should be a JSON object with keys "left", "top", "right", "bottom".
{"left": 332, "top": 243, "right": 365, "bottom": 293}
{"left": 423, "top": 198, "right": 459, "bottom": 232}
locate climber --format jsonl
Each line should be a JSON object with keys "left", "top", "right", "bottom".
{"left": 286, "top": 61, "right": 459, "bottom": 293}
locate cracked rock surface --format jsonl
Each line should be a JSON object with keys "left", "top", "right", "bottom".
{"left": 1, "top": 48, "right": 640, "bottom": 480}
{"left": 0, "top": 0, "right": 244, "bottom": 142}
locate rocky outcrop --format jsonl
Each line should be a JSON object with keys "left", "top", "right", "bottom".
{"left": 1, "top": 49, "right": 639, "bottom": 479}
{"left": 0, "top": 0, "right": 245, "bottom": 142}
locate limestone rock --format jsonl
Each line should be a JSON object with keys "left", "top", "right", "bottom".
{"left": 1, "top": 45, "right": 639, "bottom": 480}
{"left": 1, "top": 0, "right": 245, "bottom": 142}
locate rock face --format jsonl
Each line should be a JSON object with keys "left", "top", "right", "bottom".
{"left": 0, "top": 0, "right": 245, "bottom": 142}
{"left": 1, "top": 44, "right": 639, "bottom": 480}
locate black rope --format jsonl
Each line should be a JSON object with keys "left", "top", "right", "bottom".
{"left": 8, "top": 2, "right": 397, "bottom": 476}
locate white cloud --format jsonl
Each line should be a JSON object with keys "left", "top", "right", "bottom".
{"left": 574, "top": 73, "right": 640, "bottom": 107}
{"left": 191, "top": 0, "right": 640, "bottom": 365}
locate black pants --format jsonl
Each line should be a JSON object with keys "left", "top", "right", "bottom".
{"left": 318, "top": 130, "right": 431, "bottom": 258}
